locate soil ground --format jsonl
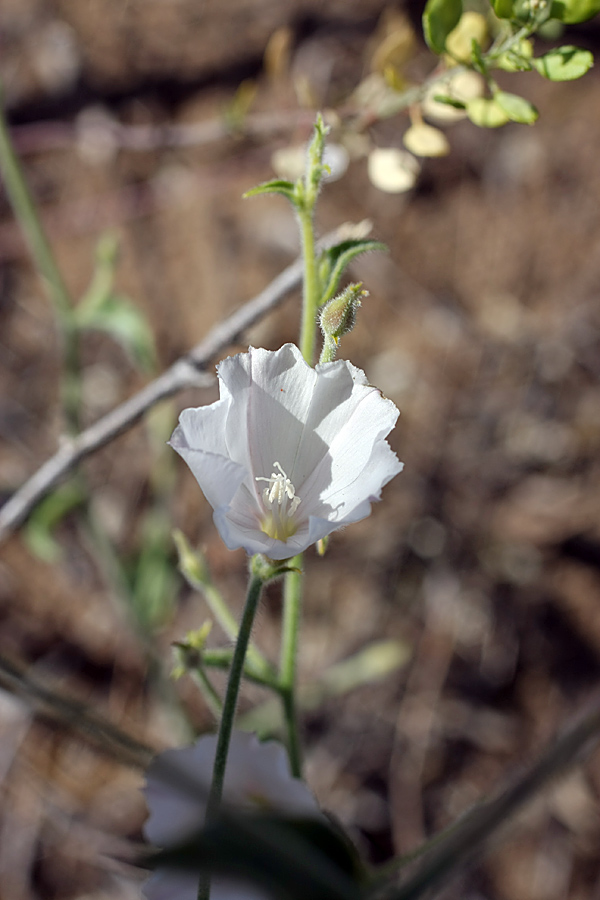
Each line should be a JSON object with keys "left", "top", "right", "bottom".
{"left": 2, "top": 2, "right": 600, "bottom": 899}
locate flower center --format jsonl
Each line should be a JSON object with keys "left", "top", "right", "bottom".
{"left": 255, "top": 461, "right": 301, "bottom": 542}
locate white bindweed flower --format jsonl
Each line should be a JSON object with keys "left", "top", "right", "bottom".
{"left": 170, "top": 343, "right": 402, "bottom": 559}
{"left": 143, "top": 730, "right": 321, "bottom": 900}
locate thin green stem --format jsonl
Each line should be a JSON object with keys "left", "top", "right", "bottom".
{"left": 201, "top": 649, "right": 281, "bottom": 691}
{"left": 0, "top": 87, "right": 72, "bottom": 324}
{"left": 0, "top": 83, "right": 81, "bottom": 432}
{"left": 298, "top": 207, "right": 321, "bottom": 366}
{"left": 198, "top": 572, "right": 265, "bottom": 900}
{"left": 182, "top": 570, "right": 272, "bottom": 677}
{"left": 188, "top": 667, "right": 223, "bottom": 720}
{"left": 280, "top": 559, "right": 303, "bottom": 777}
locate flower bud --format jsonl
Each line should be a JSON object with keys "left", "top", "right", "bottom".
{"left": 320, "top": 283, "right": 367, "bottom": 346}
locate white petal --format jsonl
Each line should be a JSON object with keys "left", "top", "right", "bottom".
{"left": 170, "top": 425, "right": 246, "bottom": 511}
{"left": 219, "top": 345, "right": 320, "bottom": 482}
{"left": 301, "top": 388, "right": 400, "bottom": 518}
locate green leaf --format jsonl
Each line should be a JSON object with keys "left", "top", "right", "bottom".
{"left": 494, "top": 90, "right": 539, "bottom": 124}
{"left": 532, "top": 45, "right": 594, "bottom": 80}
{"left": 148, "top": 811, "right": 364, "bottom": 900}
{"left": 422, "top": 0, "right": 463, "bottom": 54}
{"left": 550, "top": 0, "right": 600, "bottom": 22}
{"left": 243, "top": 179, "right": 297, "bottom": 202}
{"left": 77, "top": 295, "right": 156, "bottom": 372}
{"left": 491, "top": 0, "right": 516, "bottom": 17}
{"left": 132, "top": 509, "right": 177, "bottom": 631}
{"left": 25, "top": 480, "right": 87, "bottom": 562}
{"left": 432, "top": 94, "right": 467, "bottom": 109}
{"left": 466, "top": 97, "right": 511, "bottom": 127}
{"left": 319, "top": 239, "right": 387, "bottom": 307}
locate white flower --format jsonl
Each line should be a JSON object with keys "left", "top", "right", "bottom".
{"left": 170, "top": 343, "right": 402, "bottom": 559}
{"left": 143, "top": 730, "right": 321, "bottom": 900}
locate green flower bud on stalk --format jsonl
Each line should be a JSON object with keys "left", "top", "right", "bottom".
{"left": 319, "top": 283, "right": 367, "bottom": 363}
{"left": 173, "top": 528, "right": 210, "bottom": 585}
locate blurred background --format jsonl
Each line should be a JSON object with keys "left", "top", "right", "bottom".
{"left": 2, "top": 1, "right": 600, "bottom": 898}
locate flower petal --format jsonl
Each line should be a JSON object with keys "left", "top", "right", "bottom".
{"left": 170, "top": 345, "right": 402, "bottom": 556}
{"left": 219, "top": 345, "right": 319, "bottom": 484}
{"left": 301, "top": 387, "right": 400, "bottom": 518}
{"left": 170, "top": 404, "right": 247, "bottom": 511}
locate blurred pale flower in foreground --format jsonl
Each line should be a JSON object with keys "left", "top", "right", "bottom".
{"left": 170, "top": 343, "right": 402, "bottom": 559}
{"left": 143, "top": 730, "right": 320, "bottom": 900}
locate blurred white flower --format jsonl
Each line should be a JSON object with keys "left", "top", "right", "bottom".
{"left": 143, "top": 730, "right": 320, "bottom": 900}
{"left": 170, "top": 343, "right": 402, "bottom": 559}
{"left": 367, "top": 148, "right": 420, "bottom": 193}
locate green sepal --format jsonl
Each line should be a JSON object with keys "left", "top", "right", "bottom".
{"left": 532, "top": 45, "right": 594, "bottom": 80}
{"left": 423, "top": 0, "right": 463, "bottom": 54}
{"left": 147, "top": 812, "right": 364, "bottom": 900}
{"left": 25, "top": 480, "right": 87, "bottom": 562}
{"left": 550, "top": 0, "right": 600, "bottom": 21}
{"left": 494, "top": 90, "right": 539, "bottom": 123}
{"left": 243, "top": 179, "right": 297, "bottom": 203}
{"left": 318, "top": 239, "right": 387, "bottom": 307}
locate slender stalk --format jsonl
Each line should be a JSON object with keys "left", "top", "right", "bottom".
{"left": 298, "top": 208, "right": 320, "bottom": 366}
{"left": 0, "top": 84, "right": 80, "bottom": 431}
{"left": 201, "top": 649, "right": 281, "bottom": 691}
{"left": 280, "top": 559, "right": 303, "bottom": 777}
{"left": 198, "top": 572, "right": 265, "bottom": 900}
{"left": 279, "top": 123, "right": 326, "bottom": 777}
{"left": 189, "top": 667, "right": 223, "bottom": 720}
{"left": 184, "top": 571, "right": 272, "bottom": 678}
{"left": 0, "top": 87, "right": 72, "bottom": 324}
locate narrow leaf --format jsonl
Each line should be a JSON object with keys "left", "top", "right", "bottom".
{"left": 319, "top": 239, "right": 387, "bottom": 306}
{"left": 243, "top": 179, "right": 297, "bottom": 202}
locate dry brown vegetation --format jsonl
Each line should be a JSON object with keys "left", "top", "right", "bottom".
{"left": 1, "top": 2, "right": 600, "bottom": 898}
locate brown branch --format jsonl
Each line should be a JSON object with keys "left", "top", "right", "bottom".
{"left": 0, "top": 224, "right": 358, "bottom": 543}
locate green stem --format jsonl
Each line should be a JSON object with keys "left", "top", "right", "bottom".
{"left": 198, "top": 572, "right": 265, "bottom": 900}
{"left": 183, "top": 570, "right": 272, "bottom": 678}
{"left": 0, "top": 83, "right": 80, "bottom": 432}
{"left": 0, "top": 87, "right": 72, "bottom": 324}
{"left": 298, "top": 207, "right": 320, "bottom": 366}
{"left": 189, "top": 667, "right": 223, "bottom": 720}
{"left": 201, "top": 649, "right": 281, "bottom": 691}
{"left": 280, "top": 559, "right": 303, "bottom": 777}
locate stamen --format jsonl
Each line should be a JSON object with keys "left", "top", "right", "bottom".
{"left": 255, "top": 462, "right": 301, "bottom": 541}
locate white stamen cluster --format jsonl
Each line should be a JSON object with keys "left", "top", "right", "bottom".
{"left": 256, "top": 462, "right": 301, "bottom": 541}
